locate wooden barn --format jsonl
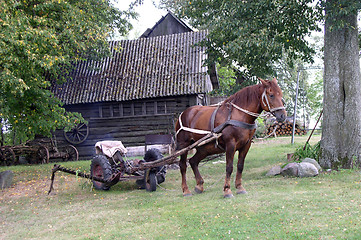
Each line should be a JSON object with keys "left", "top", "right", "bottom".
{"left": 49, "top": 13, "right": 218, "bottom": 160}
{"left": 139, "top": 11, "right": 193, "bottom": 38}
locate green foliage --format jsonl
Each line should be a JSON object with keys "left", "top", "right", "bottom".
{"left": 293, "top": 141, "right": 321, "bottom": 162}
{"left": 318, "top": 0, "right": 361, "bottom": 30}
{"left": 0, "top": 0, "right": 136, "bottom": 143}
{"left": 160, "top": 0, "right": 320, "bottom": 77}
{"left": 210, "top": 64, "right": 257, "bottom": 96}
{"left": 255, "top": 118, "right": 266, "bottom": 138}
{"left": 209, "top": 65, "right": 237, "bottom": 96}
{"left": 306, "top": 72, "right": 323, "bottom": 119}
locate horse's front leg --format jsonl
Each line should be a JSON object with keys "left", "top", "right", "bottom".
{"left": 235, "top": 140, "right": 252, "bottom": 194}
{"left": 224, "top": 142, "right": 236, "bottom": 198}
{"left": 179, "top": 153, "right": 192, "bottom": 196}
{"left": 189, "top": 150, "right": 207, "bottom": 194}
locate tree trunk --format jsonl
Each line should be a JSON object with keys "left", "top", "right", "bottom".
{"left": 320, "top": 1, "right": 361, "bottom": 169}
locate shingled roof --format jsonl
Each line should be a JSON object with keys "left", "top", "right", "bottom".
{"left": 51, "top": 30, "right": 213, "bottom": 105}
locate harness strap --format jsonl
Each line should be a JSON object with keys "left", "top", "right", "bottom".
{"left": 213, "top": 120, "right": 256, "bottom": 133}
{"left": 176, "top": 112, "right": 212, "bottom": 136}
{"left": 212, "top": 103, "right": 256, "bottom": 133}
{"left": 177, "top": 105, "right": 256, "bottom": 136}
{"left": 230, "top": 102, "right": 261, "bottom": 118}
{"left": 261, "top": 90, "right": 286, "bottom": 113}
{"left": 210, "top": 105, "right": 220, "bottom": 132}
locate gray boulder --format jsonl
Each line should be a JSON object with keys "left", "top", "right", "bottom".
{"left": 281, "top": 163, "right": 299, "bottom": 177}
{"left": 302, "top": 158, "right": 322, "bottom": 172}
{"left": 298, "top": 162, "right": 319, "bottom": 177}
{"left": 0, "top": 170, "right": 14, "bottom": 189}
{"left": 266, "top": 165, "right": 282, "bottom": 176}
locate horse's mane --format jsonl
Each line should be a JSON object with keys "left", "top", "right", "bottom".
{"left": 224, "top": 84, "right": 263, "bottom": 107}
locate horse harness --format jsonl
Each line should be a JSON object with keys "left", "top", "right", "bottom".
{"left": 210, "top": 103, "right": 256, "bottom": 133}
{"left": 176, "top": 103, "right": 255, "bottom": 150}
{"left": 176, "top": 89, "right": 285, "bottom": 150}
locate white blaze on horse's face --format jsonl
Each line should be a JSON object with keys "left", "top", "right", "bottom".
{"left": 259, "top": 78, "right": 287, "bottom": 122}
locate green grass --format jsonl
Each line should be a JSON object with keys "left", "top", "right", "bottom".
{"left": 1, "top": 135, "right": 361, "bottom": 239}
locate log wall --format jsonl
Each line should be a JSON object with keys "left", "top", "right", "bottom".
{"left": 51, "top": 95, "right": 198, "bottom": 160}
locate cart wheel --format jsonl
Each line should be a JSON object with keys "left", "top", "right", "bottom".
{"left": 91, "top": 155, "right": 116, "bottom": 191}
{"left": 37, "top": 145, "right": 49, "bottom": 164}
{"left": 64, "top": 123, "right": 89, "bottom": 145}
{"left": 144, "top": 169, "right": 157, "bottom": 192}
{"left": 0, "top": 147, "right": 17, "bottom": 166}
{"left": 63, "top": 145, "right": 79, "bottom": 161}
{"left": 3, "top": 147, "right": 16, "bottom": 166}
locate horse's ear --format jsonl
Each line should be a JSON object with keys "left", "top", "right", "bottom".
{"left": 258, "top": 77, "right": 267, "bottom": 85}
{"left": 272, "top": 77, "right": 278, "bottom": 83}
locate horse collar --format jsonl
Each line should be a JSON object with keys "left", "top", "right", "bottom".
{"left": 211, "top": 104, "right": 257, "bottom": 134}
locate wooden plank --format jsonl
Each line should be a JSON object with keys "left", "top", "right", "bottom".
{"left": 131, "top": 133, "right": 221, "bottom": 172}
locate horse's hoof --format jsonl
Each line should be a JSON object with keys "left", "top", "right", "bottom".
{"left": 224, "top": 193, "right": 234, "bottom": 198}
{"left": 183, "top": 193, "right": 192, "bottom": 197}
{"left": 236, "top": 190, "right": 247, "bottom": 194}
{"left": 194, "top": 187, "right": 203, "bottom": 194}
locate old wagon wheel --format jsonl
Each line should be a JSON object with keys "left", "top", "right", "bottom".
{"left": 37, "top": 145, "right": 49, "bottom": 164}
{"left": 64, "top": 123, "right": 89, "bottom": 145}
{"left": 1, "top": 147, "right": 16, "bottom": 166}
{"left": 63, "top": 145, "right": 79, "bottom": 162}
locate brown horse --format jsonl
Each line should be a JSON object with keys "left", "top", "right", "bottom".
{"left": 175, "top": 78, "right": 287, "bottom": 198}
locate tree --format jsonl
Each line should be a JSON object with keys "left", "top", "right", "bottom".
{"left": 160, "top": 0, "right": 319, "bottom": 77}
{"left": 320, "top": 0, "right": 361, "bottom": 169}
{"left": 210, "top": 64, "right": 258, "bottom": 96}
{"left": 160, "top": 0, "right": 361, "bottom": 169}
{"left": 0, "top": 0, "right": 137, "bottom": 144}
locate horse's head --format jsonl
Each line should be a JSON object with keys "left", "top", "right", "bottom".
{"left": 259, "top": 78, "right": 287, "bottom": 122}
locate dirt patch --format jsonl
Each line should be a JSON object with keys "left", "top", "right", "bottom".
{"left": 0, "top": 175, "right": 80, "bottom": 201}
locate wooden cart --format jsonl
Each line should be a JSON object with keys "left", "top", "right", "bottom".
{"left": 0, "top": 137, "right": 78, "bottom": 166}
{"left": 48, "top": 133, "right": 219, "bottom": 193}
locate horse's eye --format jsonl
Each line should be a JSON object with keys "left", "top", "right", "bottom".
{"left": 269, "top": 94, "right": 274, "bottom": 99}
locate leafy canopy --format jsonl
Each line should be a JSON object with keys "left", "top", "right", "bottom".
{"left": 0, "top": 0, "right": 136, "bottom": 143}
{"left": 160, "top": 0, "right": 320, "bottom": 77}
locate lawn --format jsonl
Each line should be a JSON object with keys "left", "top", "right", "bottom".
{"left": 1, "top": 134, "right": 361, "bottom": 239}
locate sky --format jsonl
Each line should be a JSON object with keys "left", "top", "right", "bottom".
{"left": 114, "top": 0, "right": 167, "bottom": 39}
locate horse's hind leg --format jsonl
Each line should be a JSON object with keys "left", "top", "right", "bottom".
{"left": 188, "top": 150, "right": 207, "bottom": 194}
{"left": 179, "top": 152, "right": 192, "bottom": 196}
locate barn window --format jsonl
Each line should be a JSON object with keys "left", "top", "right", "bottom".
{"left": 98, "top": 100, "right": 171, "bottom": 118}
{"left": 123, "top": 104, "right": 131, "bottom": 116}
{"left": 101, "top": 105, "right": 111, "bottom": 118}
{"left": 113, "top": 104, "right": 120, "bottom": 117}
{"left": 156, "top": 101, "right": 166, "bottom": 114}
{"left": 146, "top": 102, "right": 154, "bottom": 114}
{"left": 134, "top": 102, "right": 143, "bottom": 115}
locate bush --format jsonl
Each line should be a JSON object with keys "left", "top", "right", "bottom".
{"left": 255, "top": 118, "right": 266, "bottom": 138}
{"left": 293, "top": 141, "right": 320, "bottom": 162}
